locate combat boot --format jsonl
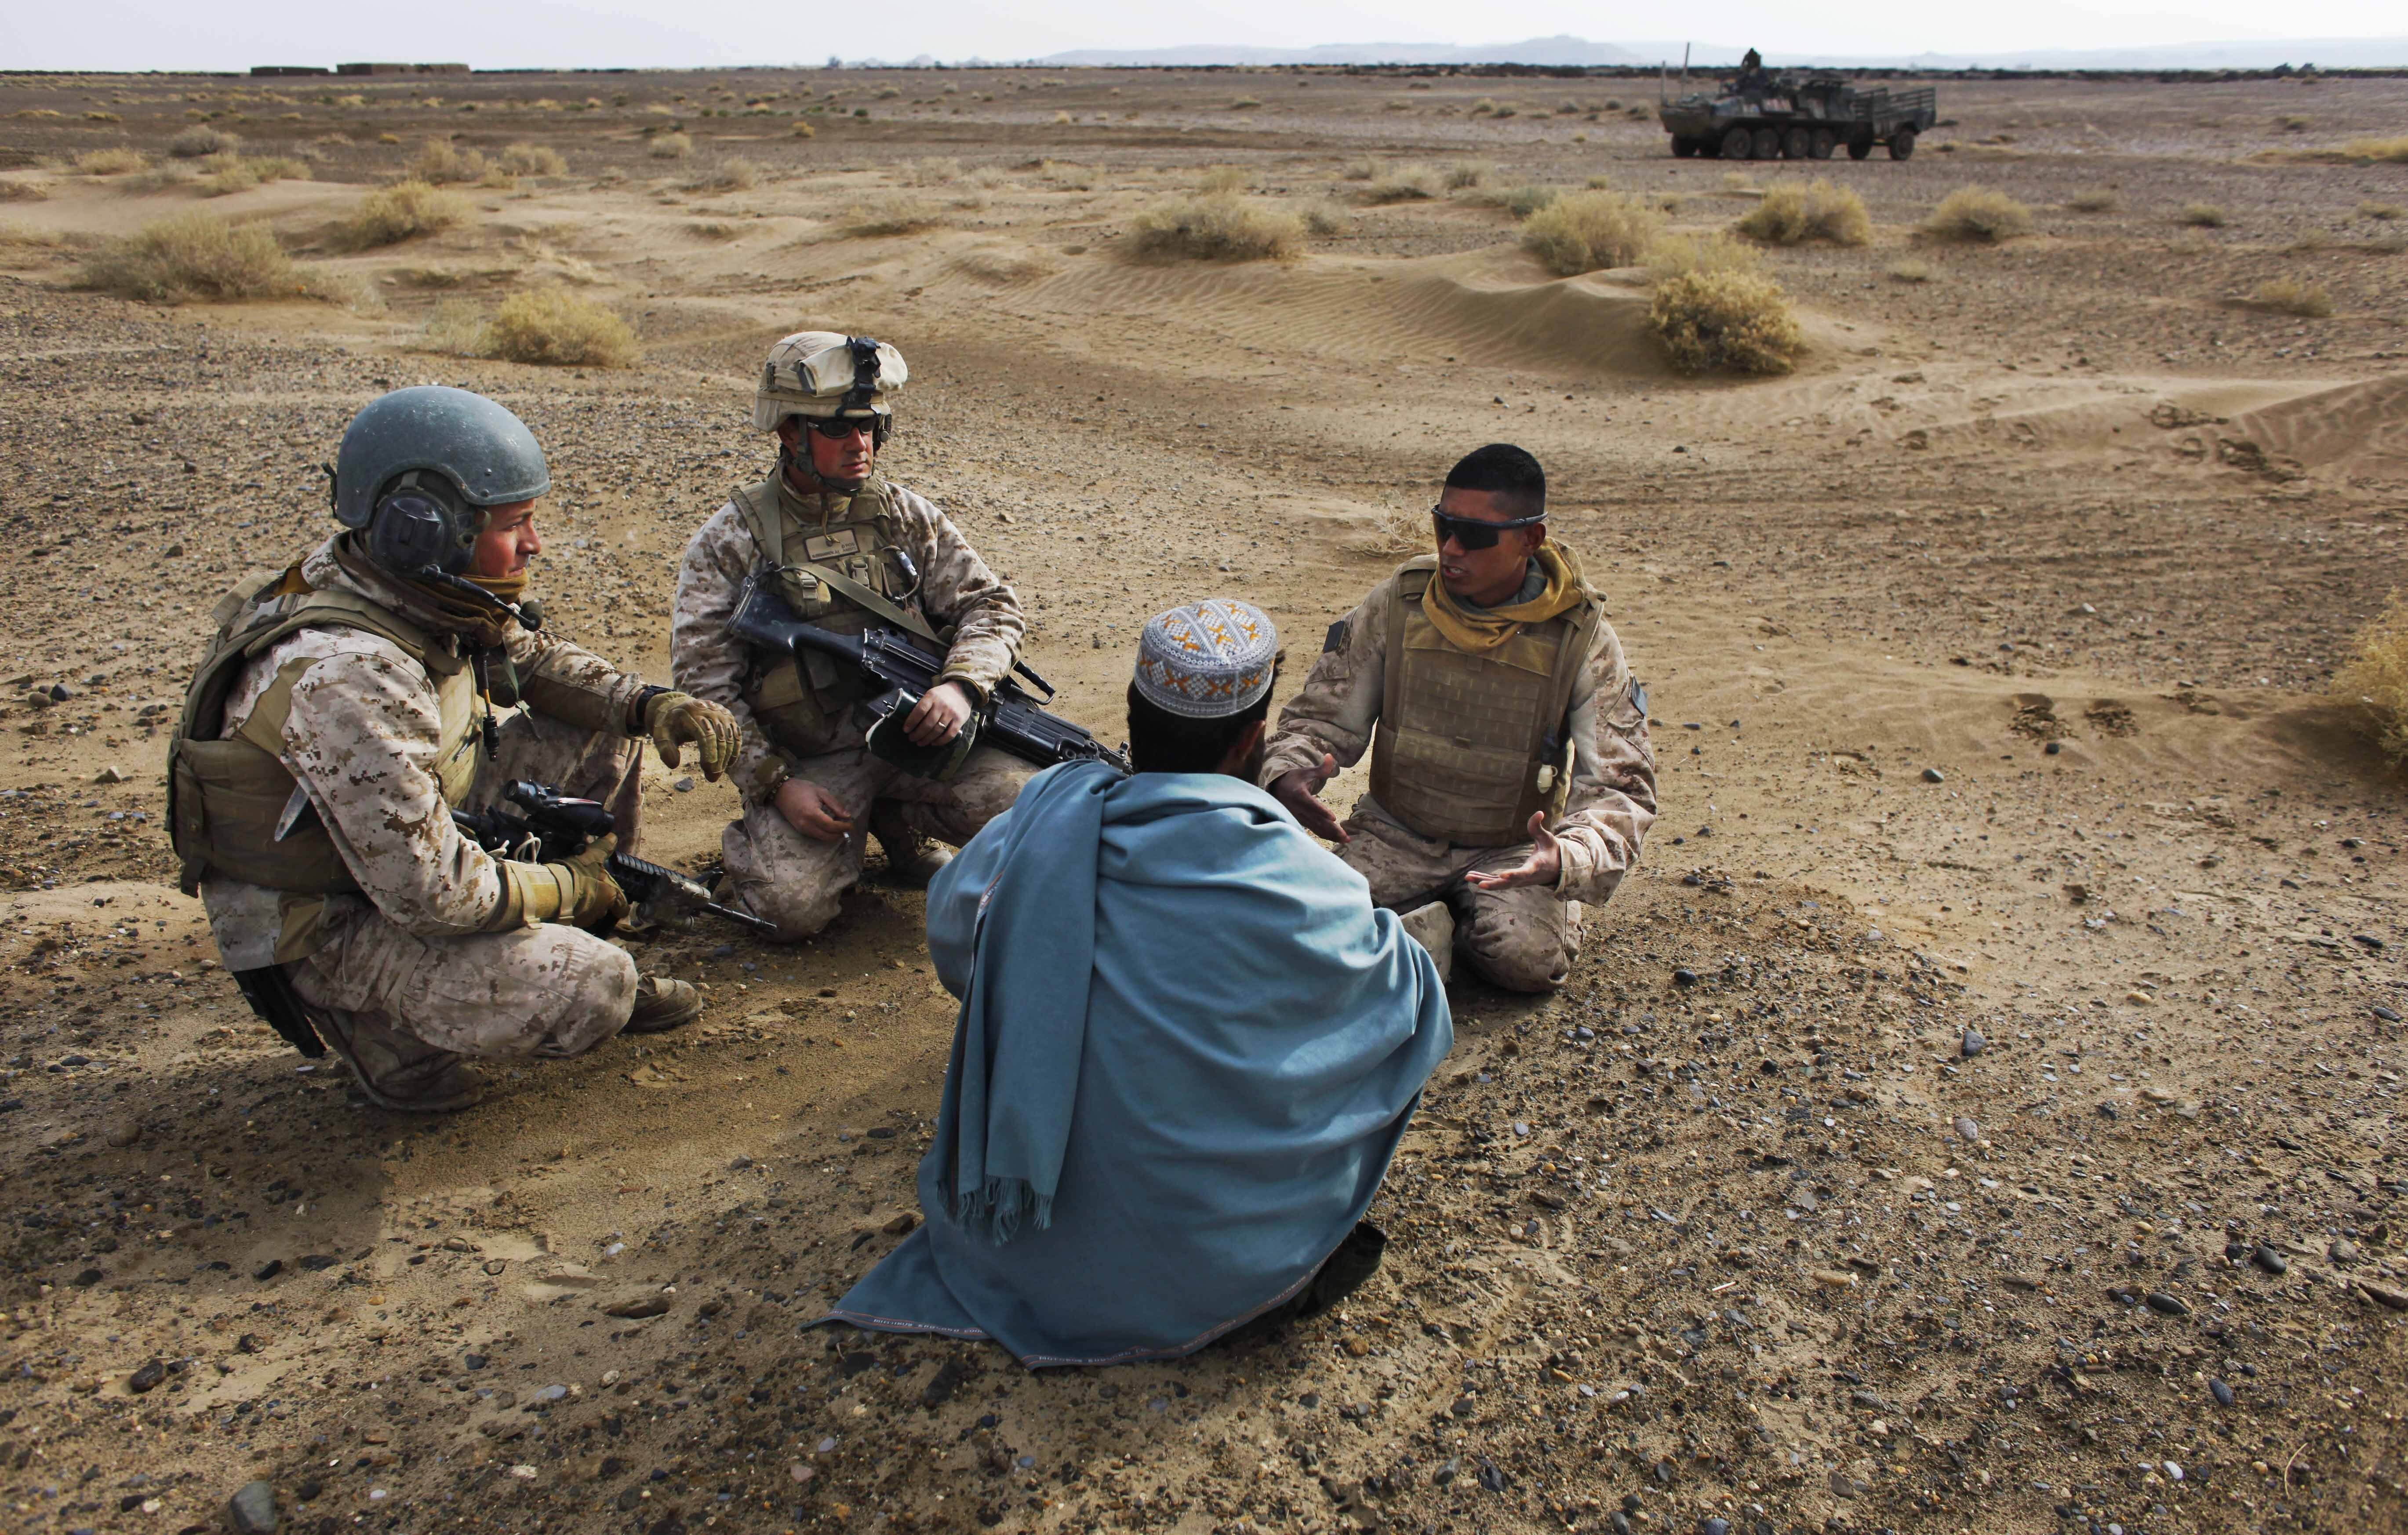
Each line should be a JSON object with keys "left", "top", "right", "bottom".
{"left": 314, "top": 1007, "right": 483, "bottom": 1113}
{"left": 868, "top": 800, "right": 952, "bottom": 888}
{"left": 623, "top": 974, "right": 701, "bottom": 1035}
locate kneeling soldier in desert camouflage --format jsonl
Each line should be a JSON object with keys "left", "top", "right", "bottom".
{"left": 670, "top": 331, "right": 1031, "bottom": 940}
{"left": 170, "top": 387, "right": 741, "bottom": 1111}
{"left": 1262, "top": 444, "right": 1657, "bottom": 992}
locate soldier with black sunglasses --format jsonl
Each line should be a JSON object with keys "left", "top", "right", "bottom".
{"left": 1261, "top": 444, "right": 1657, "bottom": 993}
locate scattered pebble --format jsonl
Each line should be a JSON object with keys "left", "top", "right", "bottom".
{"left": 224, "top": 1480, "right": 277, "bottom": 1535}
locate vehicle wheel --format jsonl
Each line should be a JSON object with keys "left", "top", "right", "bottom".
{"left": 1782, "top": 127, "right": 1811, "bottom": 160}
{"left": 1847, "top": 135, "right": 1873, "bottom": 160}
{"left": 1753, "top": 127, "right": 1780, "bottom": 160}
{"left": 1810, "top": 128, "right": 1836, "bottom": 160}
{"left": 1721, "top": 126, "right": 1754, "bottom": 160}
{"left": 1888, "top": 129, "right": 1917, "bottom": 160}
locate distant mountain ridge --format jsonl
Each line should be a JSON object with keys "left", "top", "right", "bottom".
{"left": 1026, "top": 33, "right": 2408, "bottom": 70}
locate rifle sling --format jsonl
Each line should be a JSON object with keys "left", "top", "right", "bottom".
{"left": 784, "top": 558, "right": 949, "bottom": 653}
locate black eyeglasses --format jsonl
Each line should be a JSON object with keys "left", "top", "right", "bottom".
{"left": 1431, "top": 506, "right": 1545, "bottom": 550}
{"left": 806, "top": 415, "right": 880, "bottom": 440}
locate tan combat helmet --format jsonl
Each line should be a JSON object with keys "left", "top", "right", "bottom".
{"left": 753, "top": 331, "right": 908, "bottom": 434}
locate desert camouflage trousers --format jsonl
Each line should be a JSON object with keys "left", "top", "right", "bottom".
{"left": 287, "top": 710, "right": 644, "bottom": 1095}
{"left": 723, "top": 745, "right": 1033, "bottom": 941}
{"left": 1335, "top": 794, "right": 1583, "bottom": 993}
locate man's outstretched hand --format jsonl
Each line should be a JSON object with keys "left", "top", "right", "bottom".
{"left": 1462, "top": 811, "right": 1562, "bottom": 891}
{"left": 1269, "top": 753, "right": 1349, "bottom": 843}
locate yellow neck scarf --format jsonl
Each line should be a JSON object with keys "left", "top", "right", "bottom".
{"left": 465, "top": 571, "right": 530, "bottom": 603}
{"left": 1422, "top": 542, "right": 1588, "bottom": 655}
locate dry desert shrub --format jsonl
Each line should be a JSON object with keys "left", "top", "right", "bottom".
{"left": 480, "top": 288, "right": 640, "bottom": 367}
{"left": 1522, "top": 189, "right": 1664, "bottom": 275}
{"left": 0, "top": 179, "right": 50, "bottom": 203}
{"left": 683, "top": 157, "right": 760, "bottom": 193}
{"left": 197, "top": 154, "right": 311, "bottom": 197}
{"left": 2179, "top": 202, "right": 2229, "bottom": 228}
{"left": 77, "top": 212, "right": 299, "bottom": 302}
{"left": 409, "top": 137, "right": 490, "bottom": 185}
{"left": 843, "top": 192, "right": 938, "bottom": 236}
{"left": 1341, "top": 157, "right": 1379, "bottom": 180}
{"left": 1483, "top": 184, "right": 1561, "bottom": 219}
{"left": 72, "top": 148, "right": 150, "bottom": 175}
{"left": 2361, "top": 201, "right": 2405, "bottom": 222}
{"left": 967, "top": 165, "right": 1011, "bottom": 189}
{"left": 1052, "top": 111, "right": 1073, "bottom": 126}
{"left": 952, "top": 244, "right": 1054, "bottom": 283}
{"left": 790, "top": 121, "right": 815, "bottom": 138}
{"left": 1039, "top": 160, "right": 1093, "bottom": 190}
{"left": 1646, "top": 232, "right": 1764, "bottom": 281}
{"left": 1197, "top": 165, "right": 1249, "bottom": 195}
{"left": 1922, "top": 186, "right": 2032, "bottom": 242}
{"left": 167, "top": 126, "right": 236, "bottom": 159}
{"left": 341, "top": 180, "right": 469, "bottom": 247}
{"left": 499, "top": 143, "right": 567, "bottom": 177}
{"left": 2338, "top": 593, "right": 2408, "bottom": 760}
{"left": 1127, "top": 195, "right": 1302, "bottom": 262}
{"left": 2338, "top": 136, "right": 2408, "bottom": 164}
{"left": 1445, "top": 160, "right": 1495, "bottom": 190}
{"left": 1735, "top": 178, "right": 1870, "bottom": 246}
{"left": 1888, "top": 259, "right": 1935, "bottom": 282}
{"left": 1228, "top": 96, "right": 1262, "bottom": 110}
{"left": 648, "top": 132, "right": 693, "bottom": 160}
{"left": 2250, "top": 277, "right": 2333, "bottom": 317}
{"left": 1648, "top": 268, "right": 1804, "bottom": 376}
{"left": 1302, "top": 198, "right": 1353, "bottom": 235}
{"left": 902, "top": 156, "right": 962, "bottom": 186}
{"left": 1352, "top": 505, "right": 1433, "bottom": 556}
{"left": 1362, "top": 164, "right": 1440, "bottom": 204}
{"left": 2066, "top": 188, "right": 2119, "bottom": 212}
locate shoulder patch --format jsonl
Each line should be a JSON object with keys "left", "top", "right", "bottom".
{"left": 1323, "top": 619, "right": 1350, "bottom": 654}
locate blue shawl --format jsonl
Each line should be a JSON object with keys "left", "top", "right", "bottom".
{"left": 821, "top": 761, "right": 1451, "bottom": 1367}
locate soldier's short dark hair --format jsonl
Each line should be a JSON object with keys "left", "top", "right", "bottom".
{"left": 1444, "top": 443, "right": 1547, "bottom": 519}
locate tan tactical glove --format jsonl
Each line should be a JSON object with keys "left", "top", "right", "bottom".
{"left": 641, "top": 690, "right": 740, "bottom": 782}
{"left": 482, "top": 837, "right": 625, "bottom": 932}
{"left": 547, "top": 833, "right": 630, "bottom": 931}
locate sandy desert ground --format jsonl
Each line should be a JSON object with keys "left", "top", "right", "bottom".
{"left": 1, "top": 60, "right": 2406, "bottom": 1535}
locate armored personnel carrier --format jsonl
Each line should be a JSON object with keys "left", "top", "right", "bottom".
{"left": 1658, "top": 69, "right": 1936, "bottom": 161}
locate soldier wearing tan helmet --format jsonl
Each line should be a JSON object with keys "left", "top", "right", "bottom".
{"left": 670, "top": 331, "right": 1031, "bottom": 939}
{"left": 1261, "top": 444, "right": 1657, "bottom": 992}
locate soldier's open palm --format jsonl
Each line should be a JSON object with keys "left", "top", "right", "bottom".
{"left": 1462, "top": 812, "right": 1563, "bottom": 891}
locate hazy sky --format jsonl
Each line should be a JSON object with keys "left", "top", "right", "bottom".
{"left": 6, "top": 0, "right": 2404, "bottom": 72}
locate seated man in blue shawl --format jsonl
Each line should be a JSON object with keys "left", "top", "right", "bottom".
{"left": 822, "top": 598, "right": 1453, "bottom": 1368}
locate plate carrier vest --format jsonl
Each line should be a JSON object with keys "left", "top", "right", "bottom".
{"left": 1366, "top": 555, "right": 1602, "bottom": 847}
{"left": 731, "top": 471, "right": 944, "bottom": 760}
{"left": 167, "top": 567, "right": 488, "bottom": 957}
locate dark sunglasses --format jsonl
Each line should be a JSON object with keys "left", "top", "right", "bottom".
{"left": 806, "top": 415, "right": 880, "bottom": 440}
{"left": 1431, "top": 506, "right": 1545, "bottom": 551}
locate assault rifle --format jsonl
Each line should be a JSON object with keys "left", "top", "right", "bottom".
{"left": 727, "top": 574, "right": 1131, "bottom": 776}
{"left": 453, "top": 779, "right": 777, "bottom": 936}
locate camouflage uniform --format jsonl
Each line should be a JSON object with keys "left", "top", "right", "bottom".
{"left": 671, "top": 475, "right": 1030, "bottom": 940}
{"left": 1260, "top": 558, "right": 1657, "bottom": 992}
{"left": 198, "top": 538, "right": 651, "bottom": 1078}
